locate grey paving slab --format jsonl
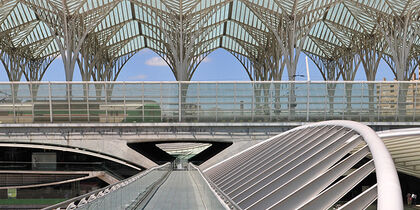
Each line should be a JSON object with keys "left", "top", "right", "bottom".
{"left": 143, "top": 171, "right": 224, "bottom": 210}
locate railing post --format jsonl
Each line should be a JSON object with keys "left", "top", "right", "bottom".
{"left": 378, "top": 82, "right": 382, "bottom": 121}
{"left": 160, "top": 82, "right": 163, "bottom": 122}
{"left": 306, "top": 81, "right": 310, "bottom": 121}
{"left": 269, "top": 82, "right": 273, "bottom": 122}
{"left": 360, "top": 82, "right": 364, "bottom": 122}
{"left": 197, "top": 83, "right": 200, "bottom": 122}
{"left": 123, "top": 82, "right": 126, "bottom": 123}
{"left": 234, "top": 82, "right": 237, "bottom": 122}
{"left": 49, "top": 82, "right": 53, "bottom": 123}
{"left": 11, "top": 82, "right": 16, "bottom": 123}
{"left": 324, "top": 82, "right": 328, "bottom": 120}
{"left": 67, "top": 82, "right": 71, "bottom": 122}
{"left": 86, "top": 82, "right": 90, "bottom": 122}
{"left": 251, "top": 82, "right": 255, "bottom": 122}
{"left": 178, "top": 81, "right": 182, "bottom": 122}
{"left": 395, "top": 82, "right": 400, "bottom": 121}
{"left": 30, "top": 82, "right": 34, "bottom": 123}
{"left": 414, "top": 82, "right": 418, "bottom": 121}
{"left": 142, "top": 82, "right": 145, "bottom": 122}
{"left": 216, "top": 82, "right": 218, "bottom": 122}
{"left": 105, "top": 82, "right": 108, "bottom": 122}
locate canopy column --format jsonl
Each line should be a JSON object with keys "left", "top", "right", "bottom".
{"left": 308, "top": 54, "right": 341, "bottom": 119}
{"left": 25, "top": 0, "right": 119, "bottom": 81}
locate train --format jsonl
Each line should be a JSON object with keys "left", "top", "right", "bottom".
{"left": 0, "top": 100, "right": 162, "bottom": 123}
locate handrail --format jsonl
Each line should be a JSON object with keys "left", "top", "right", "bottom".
{"left": 189, "top": 163, "right": 240, "bottom": 210}
{"left": 42, "top": 163, "right": 170, "bottom": 210}
{"left": 0, "top": 80, "right": 417, "bottom": 124}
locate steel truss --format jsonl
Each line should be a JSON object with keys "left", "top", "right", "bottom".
{"left": 0, "top": 0, "right": 419, "bottom": 82}
{"left": 204, "top": 120, "right": 403, "bottom": 210}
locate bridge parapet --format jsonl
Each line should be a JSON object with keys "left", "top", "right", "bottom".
{"left": 0, "top": 81, "right": 418, "bottom": 124}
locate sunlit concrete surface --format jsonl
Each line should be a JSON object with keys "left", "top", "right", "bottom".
{"left": 143, "top": 171, "right": 224, "bottom": 210}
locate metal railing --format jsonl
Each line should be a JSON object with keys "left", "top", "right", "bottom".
{"left": 43, "top": 163, "right": 171, "bottom": 210}
{"left": 189, "top": 163, "right": 239, "bottom": 210}
{"left": 0, "top": 81, "right": 417, "bottom": 123}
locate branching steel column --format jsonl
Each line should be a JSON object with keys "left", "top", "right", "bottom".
{"left": 92, "top": 52, "right": 135, "bottom": 100}
{"left": 25, "top": 0, "right": 119, "bottom": 81}
{"left": 135, "top": 0, "right": 230, "bottom": 81}
{"left": 354, "top": 33, "right": 384, "bottom": 121}
{"left": 229, "top": 31, "right": 284, "bottom": 120}
{"left": 245, "top": 0, "right": 331, "bottom": 120}
{"left": 308, "top": 54, "right": 341, "bottom": 117}
{"left": 77, "top": 34, "right": 102, "bottom": 82}
{"left": 21, "top": 56, "right": 56, "bottom": 98}
{"left": 0, "top": 51, "right": 24, "bottom": 82}
{"left": 371, "top": 8, "right": 420, "bottom": 121}
{"left": 373, "top": 10, "right": 420, "bottom": 81}
{"left": 336, "top": 48, "right": 361, "bottom": 117}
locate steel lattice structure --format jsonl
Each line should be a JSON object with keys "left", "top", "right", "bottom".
{"left": 0, "top": 0, "right": 420, "bottom": 81}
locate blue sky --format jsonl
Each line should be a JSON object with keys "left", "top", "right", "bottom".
{"left": 0, "top": 49, "right": 399, "bottom": 81}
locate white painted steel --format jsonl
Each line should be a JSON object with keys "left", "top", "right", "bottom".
{"left": 338, "top": 184, "right": 378, "bottom": 210}
{"left": 272, "top": 146, "right": 370, "bottom": 210}
{"left": 312, "top": 121, "right": 402, "bottom": 210}
{"left": 296, "top": 160, "right": 375, "bottom": 210}
{"left": 204, "top": 120, "right": 403, "bottom": 210}
{"left": 377, "top": 128, "right": 420, "bottom": 179}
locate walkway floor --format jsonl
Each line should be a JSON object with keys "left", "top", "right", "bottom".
{"left": 143, "top": 171, "right": 223, "bottom": 210}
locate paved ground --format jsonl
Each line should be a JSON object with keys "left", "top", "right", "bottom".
{"left": 143, "top": 171, "right": 224, "bottom": 210}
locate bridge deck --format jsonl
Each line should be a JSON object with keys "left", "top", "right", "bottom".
{"left": 143, "top": 171, "right": 224, "bottom": 210}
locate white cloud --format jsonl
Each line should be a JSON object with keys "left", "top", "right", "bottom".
{"left": 145, "top": 56, "right": 210, "bottom": 67}
{"left": 145, "top": 57, "right": 168, "bottom": 66}
{"left": 203, "top": 57, "right": 211, "bottom": 63}
{"left": 130, "top": 74, "right": 147, "bottom": 80}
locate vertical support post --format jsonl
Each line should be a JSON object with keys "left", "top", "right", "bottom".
{"left": 197, "top": 83, "right": 200, "bottom": 122}
{"left": 160, "top": 82, "right": 163, "bottom": 122}
{"left": 49, "top": 82, "right": 53, "bottom": 123}
{"left": 178, "top": 81, "right": 182, "bottom": 122}
{"left": 360, "top": 82, "right": 364, "bottom": 122}
{"left": 288, "top": 81, "right": 291, "bottom": 120}
{"left": 11, "top": 83, "right": 16, "bottom": 123}
{"left": 234, "top": 82, "right": 237, "bottom": 122}
{"left": 342, "top": 83, "right": 346, "bottom": 120}
{"left": 378, "top": 82, "right": 382, "bottom": 121}
{"left": 142, "top": 82, "right": 145, "bottom": 122}
{"left": 67, "top": 83, "right": 71, "bottom": 122}
{"left": 395, "top": 82, "right": 400, "bottom": 121}
{"left": 306, "top": 81, "right": 310, "bottom": 121}
{"left": 216, "top": 82, "right": 218, "bottom": 122}
{"left": 123, "top": 82, "right": 126, "bottom": 123}
{"left": 105, "top": 82, "right": 108, "bottom": 122}
{"left": 324, "top": 82, "right": 328, "bottom": 120}
{"left": 30, "top": 83, "right": 34, "bottom": 123}
{"left": 251, "top": 81, "right": 255, "bottom": 122}
{"left": 414, "top": 82, "right": 417, "bottom": 121}
{"left": 269, "top": 82, "right": 273, "bottom": 122}
{"left": 86, "top": 82, "right": 90, "bottom": 122}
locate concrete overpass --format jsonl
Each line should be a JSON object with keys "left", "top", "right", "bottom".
{"left": 2, "top": 122, "right": 420, "bottom": 170}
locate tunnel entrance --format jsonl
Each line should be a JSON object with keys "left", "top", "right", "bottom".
{"left": 127, "top": 141, "right": 232, "bottom": 166}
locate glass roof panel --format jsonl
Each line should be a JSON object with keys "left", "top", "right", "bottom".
{"left": 0, "top": 0, "right": 418, "bottom": 63}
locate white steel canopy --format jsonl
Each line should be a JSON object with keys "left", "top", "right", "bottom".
{"left": 0, "top": 0, "right": 419, "bottom": 81}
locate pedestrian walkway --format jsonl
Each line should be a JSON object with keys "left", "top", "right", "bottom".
{"left": 143, "top": 171, "right": 225, "bottom": 210}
